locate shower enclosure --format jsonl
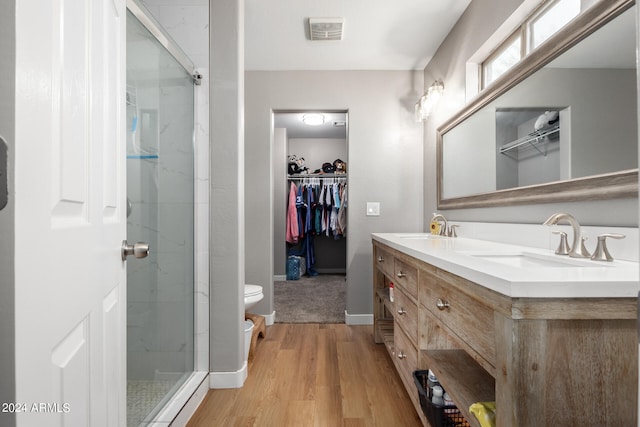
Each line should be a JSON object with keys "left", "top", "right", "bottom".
{"left": 126, "top": 4, "right": 196, "bottom": 426}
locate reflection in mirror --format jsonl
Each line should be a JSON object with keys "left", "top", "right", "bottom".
{"left": 496, "top": 108, "right": 562, "bottom": 190}
{"left": 438, "top": 1, "right": 637, "bottom": 208}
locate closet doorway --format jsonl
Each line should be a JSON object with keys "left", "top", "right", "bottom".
{"left": 273, "top": 111, "right": 348, "bottom": 323}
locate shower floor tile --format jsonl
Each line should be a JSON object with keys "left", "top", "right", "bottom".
{"left": 127, "top": 379, "right": 177, "bottom": 426}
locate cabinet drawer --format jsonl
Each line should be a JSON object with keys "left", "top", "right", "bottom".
{"left": 375, "top": 246, "right": 394, "bottom": 278}
{"left": 394, "top": 258, "right": 418, "bottom": 298}
{"left": 395, "top": 286, "right": 418, "bottom": 346}
{"left": 393, "top": 324, "right": 418, "bottom": 394}
{"left": 421, "top": 270, "right": 496, "bottom": 367}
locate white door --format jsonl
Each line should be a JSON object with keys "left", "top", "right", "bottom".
{"left": 14, "top": 0, "right": 127, "bottom": 426}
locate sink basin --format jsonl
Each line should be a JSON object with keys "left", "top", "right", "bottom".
{"left": 395, "top": 233, "right": 443, "bottom": 240}
{"left": 464, "top": 251, "right": 603, "bottom": 268}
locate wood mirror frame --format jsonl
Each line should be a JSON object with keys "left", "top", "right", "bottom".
{"left": 437, "top": 0, "right": 638, "bottom": 210}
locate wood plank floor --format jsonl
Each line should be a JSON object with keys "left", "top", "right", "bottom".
{"left": 187, "top": 323, "right": 423, "bottom": 427}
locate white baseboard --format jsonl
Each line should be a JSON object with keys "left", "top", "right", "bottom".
{"left": 209, "top": 362, "right": 247, "bottom": 389}
{"left": 273, "top": 274, "right": 286, "bottom": 281}
{"left": 345, "top": 311, "right": 373, "bottom": 325}
{"left": 263, "top": 310, "right": 275, "bottom": 326}
{"left": 170, "top": 373, "right": 209, "bottom": 426}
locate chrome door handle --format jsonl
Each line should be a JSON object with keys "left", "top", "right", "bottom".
{"left": 397, "top": 352, "right": 406, "bottom": 360}
{"left": 377, "top": 256, "right": 385, "bottom": 263}
{"left": 397, "top": 307, "right": 406, "bottom": 315}
{"left": 396, "top": 271, "right": 406, "bottom": 278}
{"left": 121, "top": 240, "right": 150, "bottom": 261}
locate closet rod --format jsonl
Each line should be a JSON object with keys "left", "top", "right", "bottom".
{"left": 499, "top": 124, "right": 559, "bottom": 154}
{"left": 288, "top": 174, "right": 347, "bottom": 180}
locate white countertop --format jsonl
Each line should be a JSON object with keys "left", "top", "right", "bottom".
{"left": 372, "top": 233, "right": 640, "bottom": 298}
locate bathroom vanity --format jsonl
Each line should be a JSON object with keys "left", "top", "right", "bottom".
{"left": 372, "top": 233, "right": 639, "bottom": 427}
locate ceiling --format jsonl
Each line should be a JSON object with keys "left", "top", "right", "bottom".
{"left": 244, "top": 0, "right": 471, "bottom": 71}
{"left": 274, "top": 112, "right": 348, "bottom": 139}
{"left": 258, "top": 1, "right": 472, "bottom": 138}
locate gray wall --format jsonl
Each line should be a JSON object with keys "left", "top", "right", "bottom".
{"left": 210, "top": 0, "right": 244, "bottom": 374}
{"left": 423, "top": 0, "right": 639, "bottom": 227}
{"left": 288, "top": 138, "right": 347, "bottom": 174}
{"left": 245, "top": 71, "right": 424, "bottom": 316}
{"left": 0, "top": 2, "right": 15, "bottom": 426}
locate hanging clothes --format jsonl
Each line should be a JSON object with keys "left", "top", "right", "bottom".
{"left": 337, "top": 183, "right": 347, "bottom": 236}
{"left": 324, "top": 183, "right": 332, "bottom": 237}
{"left": 296, "top": 183, "right": 306, "bottom": 240}
{"left": 286, "top": 178, "right": 347, "bottom": 276}
{"left": 330, "top": 182, "right": 340, "bottom": 239}
{"left": 314, "top": 186, "right": 322, "bottom": 234}
{"left": 287, "top": 179, "right": 347, "bottom": 239}
{"left": 286, "top": 181, "right": 299, "bottom": 244}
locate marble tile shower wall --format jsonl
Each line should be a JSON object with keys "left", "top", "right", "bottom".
{"left": 137, "top": 0, "right": 210, "bottom": 375}
{"left": 127, "top": 81, "right": 195, "bottom": 379}
{"left": 126, "top": 153, "right": 158, "bottom": 379}
{"left": 141, "top": 0, "right": 210, "bottom": 67}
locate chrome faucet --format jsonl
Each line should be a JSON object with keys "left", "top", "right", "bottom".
{"left": 543, "top": 213, "right": 591, "bottom": 258}
{"left": 431, "top": 213, "right": 448, "bottom": 236}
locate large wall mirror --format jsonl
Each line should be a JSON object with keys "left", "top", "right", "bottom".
{"left": 437, "top": 0, "right": 638, "bottom": 209}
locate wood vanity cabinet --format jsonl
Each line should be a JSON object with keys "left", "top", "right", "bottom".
{"left": 373, "top": 240, "right": 638, "bottom": 427}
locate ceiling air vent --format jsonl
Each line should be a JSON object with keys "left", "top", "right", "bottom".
{"left": 308, "top": 18, "right": 344, "bottom": 41}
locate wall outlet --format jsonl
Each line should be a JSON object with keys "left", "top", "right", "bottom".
{"left": 366, "top": 202, "right": 380, "bottom": 216}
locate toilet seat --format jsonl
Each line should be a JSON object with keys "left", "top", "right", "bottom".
{"left": 244, "top": 284, "right": 264, "bottom": 311}
{"left": 245, "top": 284, "right": 263, "bottom": 298}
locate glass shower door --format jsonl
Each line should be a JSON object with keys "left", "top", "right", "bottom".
{"left": 126, "top": 10, "right": 195, "bottom": 426}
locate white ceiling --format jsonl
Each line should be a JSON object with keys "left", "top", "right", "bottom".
{"left": 244, "top": 0, "right": 472, "bottom": 71}
{"left": 274, "top": 112, "right": 348, "bottom": 139}
{"left": 253, "top": 1, "right": 472, "bottom": 138}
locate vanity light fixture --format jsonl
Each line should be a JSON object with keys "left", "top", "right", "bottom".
{"left": 302, "top": 113, "right": 325, "bottom": 126}
{"left": 415, "top": 79, "right": 445, "bottom": 121}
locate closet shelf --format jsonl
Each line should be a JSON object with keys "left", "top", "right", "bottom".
{"left": 499, "top": 123, "right": 559, "bottom": 156}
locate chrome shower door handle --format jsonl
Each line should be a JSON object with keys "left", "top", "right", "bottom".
{"left": 121, "top": 240, "right": 150, "bottom": 261}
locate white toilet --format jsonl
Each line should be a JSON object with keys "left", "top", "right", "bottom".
{"left": 244, "top": 284, "right": 264, "bottom": 311}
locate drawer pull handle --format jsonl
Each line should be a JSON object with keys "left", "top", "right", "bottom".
{"left": 397, "top": 307, "right": 406, "bottom": 315}
{"left": 377, "top": 256, "right": 385, "bottom": 263}
{"left": 396, "top": 271, "right": 406, "bottom": 278}
{"left": 436, "top": 298, "right": 450, "bottom": 311}
{"left": 397, "top": 352, "right": 406, "bottom": 359}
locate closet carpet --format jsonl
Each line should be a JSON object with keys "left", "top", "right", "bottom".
{"left": 274, "top": 274, "right": 346, "bottom": 323}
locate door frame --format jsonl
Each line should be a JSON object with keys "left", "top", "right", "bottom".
{"left": 270, "top": 109, "right": 349, "bottom": 322}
